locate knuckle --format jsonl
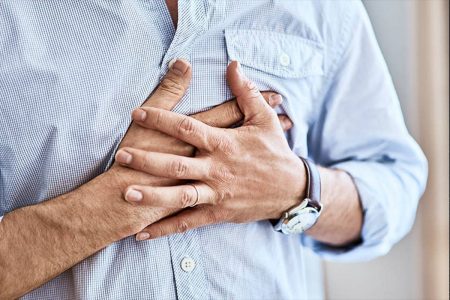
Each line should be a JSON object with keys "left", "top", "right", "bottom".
{"left": 177, "top": 118, "right": 197, "bottom": 136}
{"left": 203, "top": 157, "right": 214, "bottom": 177}
{"left": 214, "top": 189, "right": 231, "bottom": 205}
{"left": 168, "top": 159, "right": 188, "bottom": 178}
{"left": 159, "top": 76, "right": 185, "bottom": 98}
{"left": 210, "top": 165, "right": 234, "bottom": 183}
{"left": 176, "top": 220, "right": 190, "bottom": 233}
{"left": 243, "top": 79, "right": 258, "bottom": 94}
{"left": 180, "top": 188, "right": 194, "bottom": 207}
{"left": 140, "top": 152, "right": 152, "bottom": 171}
{"left": 153, "top": 110, "right": 165, "bottom": 127}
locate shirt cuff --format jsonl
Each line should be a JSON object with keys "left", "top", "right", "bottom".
{"left": 301, "top": 161, "right": 395, "bottom": 262}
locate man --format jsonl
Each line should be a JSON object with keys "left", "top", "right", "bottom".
{"left": 0, "top": 1, "right": 427, "bottom": 299}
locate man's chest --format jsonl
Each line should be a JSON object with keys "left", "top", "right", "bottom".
{"left": 0, "top": 0, "right": 330, "bottom": 210}
{"left": 0, "top": 0, "right": 328, "bottom": 127}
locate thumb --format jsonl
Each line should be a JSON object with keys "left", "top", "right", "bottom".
{"left": 142, "top": 59, "right": 192, "bottom": 111}
{"left": 226, "top": 61, "right": 272, "bottom": 123}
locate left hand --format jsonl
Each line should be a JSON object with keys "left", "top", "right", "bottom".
{"left": 116, "top": 61, "right": 306, "bottom": 240}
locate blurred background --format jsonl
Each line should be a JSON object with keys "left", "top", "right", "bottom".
{"left": 323, "top": 1, "right": 449, "bottom": 299}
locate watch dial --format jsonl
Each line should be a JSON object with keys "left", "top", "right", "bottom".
{"left": 284, "top": 208, "right": 319, "bottom": 234}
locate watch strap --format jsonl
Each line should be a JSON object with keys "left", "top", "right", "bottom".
{"left": 300, "top": 157, "right": 321, "bottom": 211}
{"left": 272, "top": 157, "right": 322, "bottom": 232}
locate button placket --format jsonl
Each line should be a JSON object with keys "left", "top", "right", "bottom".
{"left": 168, "top": 230, "right": 209, "bottom": 300}
{"left": 160, "top": 1, "right": 207, "bottom": 71}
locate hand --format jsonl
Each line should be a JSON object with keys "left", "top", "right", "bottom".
{"left": 115, "top": 61, "right": 306, "bottom": 239}
{"left": 106, "top": 59, "right": 293, "bottom": 236}
{"left": 109, "top": 60, "right": 291, "bottom": 190}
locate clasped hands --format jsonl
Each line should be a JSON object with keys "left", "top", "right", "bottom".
{"left": 114, "top": 60, "right": 306, "bottom": 240}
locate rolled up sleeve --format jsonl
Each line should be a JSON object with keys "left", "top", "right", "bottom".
{"left": 302, "top": 2, "right": 428, "bottom": 262}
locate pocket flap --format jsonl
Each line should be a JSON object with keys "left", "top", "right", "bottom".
{"left": 225, "top": 29, "right": 324, "bottom": 78}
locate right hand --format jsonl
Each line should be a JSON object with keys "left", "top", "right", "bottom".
{"left": 104, "top": 59, "right": 293, "bottom": 234}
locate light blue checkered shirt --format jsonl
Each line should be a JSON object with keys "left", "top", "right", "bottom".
{"left": 0, "top": 1, "right": 427, "bottom": 299}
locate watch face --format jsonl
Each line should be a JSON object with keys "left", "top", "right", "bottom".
{"left": 282, "top": 207, "right": 320, "bottom": 234}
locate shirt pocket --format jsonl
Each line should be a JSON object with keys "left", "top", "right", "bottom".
{"left": 224, "top": 29, "right": 324, "bottom": 79}
{"left": 224, "top": 29, "right": 325, "bottom": 154}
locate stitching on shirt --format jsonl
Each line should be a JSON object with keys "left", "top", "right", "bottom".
{"left": 227, "top": 29, "right": 324, "bottom": 49}
{"left": 225, "top": 29, "right": 324, "bottom": 78}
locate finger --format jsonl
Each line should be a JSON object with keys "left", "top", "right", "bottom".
{"left": 191, "top": 92, "right": 282, "bottom": 128}
{"left": 124, "top": 183, "right": 216, "bottom": 208}
{"left": 131, "top": 107, "right": 221, "bottom": 151}
{"left": 136, "top": 206, "right": 219, "bottom": 240}
{"left": 278, "top": 114, "right": 293, "bottom": 131}
{"left": 115, "top": 148, "right": 208, "bottom": 180}
{"left": 191, "top": 99, "right": 242, "bottom": 128}
{"left": 226, "top": 61, "right": 274, "bottom": 123}
{"left": 267, "top": 93, "right": 284, "bottom": 108}
{"left": 141, "top": 59, "right": 192, "bottom": 110}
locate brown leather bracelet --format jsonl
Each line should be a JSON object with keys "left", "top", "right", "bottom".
{"left": 300, "top": 157, "right": 322, "bottom": 211}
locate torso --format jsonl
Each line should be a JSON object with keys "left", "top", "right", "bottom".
{"left": 0, "top": 1, "right": 353, "bottom": 298}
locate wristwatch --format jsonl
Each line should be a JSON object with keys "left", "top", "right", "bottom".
{"left": 274, "top": 157, "right": 323, "bottom": 235}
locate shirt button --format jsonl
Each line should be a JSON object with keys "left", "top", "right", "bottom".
{"left": 180, "top": 257, "right": 196, "bottom": 273}
{"left": 279, "top": 53, "right": 291, "bottom": 66}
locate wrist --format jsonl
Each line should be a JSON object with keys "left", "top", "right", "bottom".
{"left": 293, "top": 155, "right": 309, "bottom": 201}
{"left": 273, "top": 156, "right": 323, "bottom": 235}
{"left": 83, "top": 170, "right": 147, "bottom": 238}
{"left": 275, "top": 154, "right": 308, "bottom": 218}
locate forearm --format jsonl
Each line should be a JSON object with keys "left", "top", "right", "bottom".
{"left": 0, "top": 98, "right": 252, "bottom": 299}
{"left": 305, "top": 167, "right": 363, "bottom": 246}
{"left": 0, "top": 172, "right": 146, "bottom": 299}
{"left": 0, "top": 58, "right": 264, "bottom": 298}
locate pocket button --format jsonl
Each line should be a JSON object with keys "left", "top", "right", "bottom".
{"left": 279, "top": 53, "right": 291, "bottom": 67}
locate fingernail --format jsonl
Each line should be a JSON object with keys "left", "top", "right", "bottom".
{"left": 125, "top": 188, "right": 143, "bottom": 202}
{"left": 136, "top": 232, "right": 150, "bottom": 241}
{"left": 235, "top": 61, "right": 242, "bottom": 75}
{"left": 269, "top": 94, "right": 283, "bottom": 106}
{"left": 115, "top": 150, "right": 132, "bottom": 164}
{"left": 132, "top": 108, "right": 147, "bottom": 122}
{"left": 234, "top": 61, "right": 248, "bottom": 82}
{"left": 170, "top": 58, "right": 189, "bottom": 75}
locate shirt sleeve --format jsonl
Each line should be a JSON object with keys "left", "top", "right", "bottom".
{"left": 301, "top": 2, "right": 428, "bottom": 262}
